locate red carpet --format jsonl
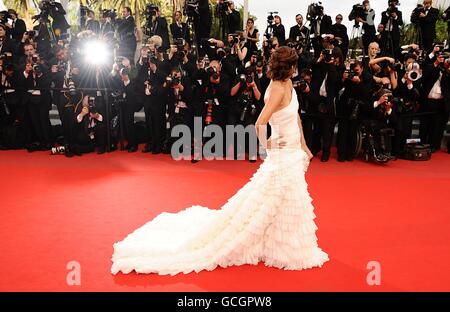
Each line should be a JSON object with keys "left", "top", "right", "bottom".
{"left": 0, "top": 149, "right": 449, "bottom": 292}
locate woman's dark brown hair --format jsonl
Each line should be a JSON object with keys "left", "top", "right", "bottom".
{"left": 267, "top": 46, "right": 299, "bottom": 81}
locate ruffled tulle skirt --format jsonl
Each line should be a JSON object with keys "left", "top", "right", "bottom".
{"left": 111, "top": 148, "right": 329, "bottom": 275}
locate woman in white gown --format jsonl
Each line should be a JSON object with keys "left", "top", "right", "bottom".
{"left": 111, "top": 47, "right": 329, "bottom": 275}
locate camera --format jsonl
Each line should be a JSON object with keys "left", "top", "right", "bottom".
{"left": 349, "top": 3, "right": 367, "bottom": 23}
{"left": 51, "top": 145, "right": 68, "bottom": 155}
{"left": 345, "top": 69, "right": 357, "bottom": 81}
{"left": 25, "top": 30, "right": 38, "bottom": 38}
{"left": 185, "top": 0, "right": 200, "bottom": 17}
{"left": 387, "top": 0, "right": 400, "bottom": 16}
{"left": 101, "top": 9, "right": 117, "bottom": 20}
{"left": 32, "top": 0, "right": 58, "bottom": 22}
{"left": 239, "top": 73, "right": 254, "bottom": 84}
{"left": 32, "top": 64, "right": 43, "bottom": 75}
{"left": 321, "top": 49, "right": 334, "bottom": 62}
{"left": 120, "top": 67, "right": 130, "bottom": 77}
{"left": 307, "top": 2, "right": 324, "bottom": 21}
{"left": 411, "top": 4, "right": 425, "bottom": 24}
{"left": 287, "top": 39, "right": 304, "bottom": 51}
{"left": 115, "top": 56, "right": 125, "bottom": 69}
{"left": 173, "top": 38, "right": 186, "bottom": 59}
{"left": 0, "top": 10, "right": 11, "bottom": 24}
{"left": 0, "top": 52, "right": 12, "bottom": 62}
{"left": 166, "top": 76, "right": 181, "bottom": 87}
{"left": 239, "top": 93, "right": 257, "bottom": 122}
{"left": 31, "top": 54, "right": 40, "bottom": 64}
{"left": 407, "top": 62, "right": 422, "bottom": 81}
{"left": 442, "top": 6, "right": 450, "bottom": 22}
{"left": 229, "top": 32, "right": 243, "bottom": 45}
{"left": 145, "top": 3, "right": 159, "bottom": 17}
{"left": 67, "top": 78, "right": 77, "bottom": 96}
{"left": 88, "top": 96, "right": 97, "bottom": 113}
{"left": 266, "top": 11, "right": 278, "bottom": 25}
{"left": 380, "top": 59, "right": 401, "bottom": 71}
{"left": 207, "top": 66, "right": 219, "bottom": 80}
{"left": 293, "top": 79, "right": 309, "bottom": 92}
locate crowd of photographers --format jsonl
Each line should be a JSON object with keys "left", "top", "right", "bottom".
{"left": 0, "top": 0, "right": 449, "bottom": 163}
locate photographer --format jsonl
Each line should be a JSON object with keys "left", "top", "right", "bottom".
{"left": 163, "top": 67, "right": 193, "bottom": 152}
{"left": 70, "top": 96, "right": 107, "bottom": 155}
{"left": 146, "top": 6, "right": 170, "bottom": 51}
{"left": 271, "top": 15, "right": 286, "bottom": 47}
{"left": 360, "top": 88, "right": 397, "bottom": 162}
{"left": 381, "top": 0, "right": 403, "bottom": 57}
{"left": 309, "top": 4, "right": 333, "bottom": 58}
{"left": 193, "top": 0, "right": 212, "bottom": 53}
{"left": 99, "top": 10, "right": 115, "bottom": 37}
{"left": 199, "top": 60, "right": 230, "bottom": 156}
{"left": 392, "top": 56, "right": 422, "bottom": 156}
{"left": 419, "top": 52, "right": 450, "bottom": 152}
{"left": 142, "top": 56, "right": 167, "bottom": 154}
{"left": 0, "top": 24, "right": 16, "bottom": 59}
{"left": 117, "top": 7, "right": 137, "bottom": 64}
{"left": 84, "top": 10, "right": 100, "bottom": 34}
{"left": 6, "top": 10, "right": 26, "bottom": 43}
{"left": 293, "top": 68, "right": 315, "bottom": 151}
{"left": 0, "top": 62, "right": 21, "bottom": 128}
{"left": 228, "top": 65, "right": 261, "bottom": 160}
{"left": 170, "top": 11, "right": 191, "bottom": 45}
{"left": 289, "top": 14, "right": 309, "bottom": 43}
{"left": 310, "top": 47, "right": 343, "bottom": 161}
{"left": 337, "top": 60, "right": 373, "bottom": 162}
{"left": 331, "top": 15, "right": 349, "bottom": 60}
{"left": 358, "top": 1, "right": 376, "bottom": 55}
{"left": 226, "top": 1, "right": 241, "bottom": 35}
{"left": 20, "top": 57, "right": 52, "bottom": 151}
{"left": 411, "top": 0, "right": 439, "bottom": 53}
{"left": 244, "top": 18, "right": 259, "bottom": 61}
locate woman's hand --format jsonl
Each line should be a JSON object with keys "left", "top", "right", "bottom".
{"left": 303, "top": 147, "right": 314, "bottom": 160}
{"left": 266, "top": 137, "right": 287, "bottom": 150}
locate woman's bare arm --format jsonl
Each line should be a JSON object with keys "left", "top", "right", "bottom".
{"left": 297, "top": 114, "right": 313, "bottom": 160}
{"left": 255, "top": 83, "right": 284, "bottom": 149}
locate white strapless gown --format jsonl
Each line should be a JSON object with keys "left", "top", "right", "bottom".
{"left": 111, "top": 88, "right": 329, "bottom": 275}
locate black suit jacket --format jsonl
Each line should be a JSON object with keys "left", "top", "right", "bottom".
{"left": 153, "top": 17, "right": 170, "bottom": 50}
{"left": 85, "top": 19, "right": 100, "bottom": 34}
{"left": 310, "top": 62, "right": 339, "bottom": 113}
{"left": 227, "top": 10, "right": 241, "bottom": 34}
{"left": 118, "top": 16, "right": 136, "bottom": 46}
{"left": 289, "top": 25, "right": 309, "bottom": 41}
{"left": 417, "top": 7, "right": 439, "bottom": 41}
{"left": 381, "top": 10, "right": 403, "bottom": 41}
{"left": 50, "top": 2, "right": 70, "bottom": 33}
{"left": 170, "top": 22, "right": 191, "bottom": 43}
{"left": 11, "top": 19, "right": 26, "bottom": 42}
{"left": 272, "top": 24, "right": 286, "bottom": 46}
{"left": 311, "top": 15, "right": 333, "bottom": 36}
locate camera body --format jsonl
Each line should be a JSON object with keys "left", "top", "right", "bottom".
{"left": 293, "top": 79, "right": 309, "bottom": 93}
{"left": 349, "top": 3, "right": 367, "bottom": 22}
{"left": 387, "top": 0, "right": 400, "bottom": 16}
{"left": 321, "top": 49, "right": 334, "bottom": 62}
{"left": 145, "top": 3, "right": 159, "bottom": 18}
{"left": 0, "top": 11, "right": 12, "bottom": 24}
{"left": 101, "top": 9, "right": 117, "bottom": 20}
{"left": 346, "top": 69, "right": 357, "bottom": 81}
{"left": 166, "top": 76, "right": 181, "bottom": 88}
{"left": 411, "top": 4, "right": 425, "bottom": 24}
{"left": 88, "top": 96, "right": 97, "bottom": 113}
{"left": 207, "top": 66, "right": 220, "bottom": 80}
{"left": 307, "top": 2, "right": 324, "bottom": 21}
{"left": 238, "top": 93, "right": 256, "bottom": 122}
